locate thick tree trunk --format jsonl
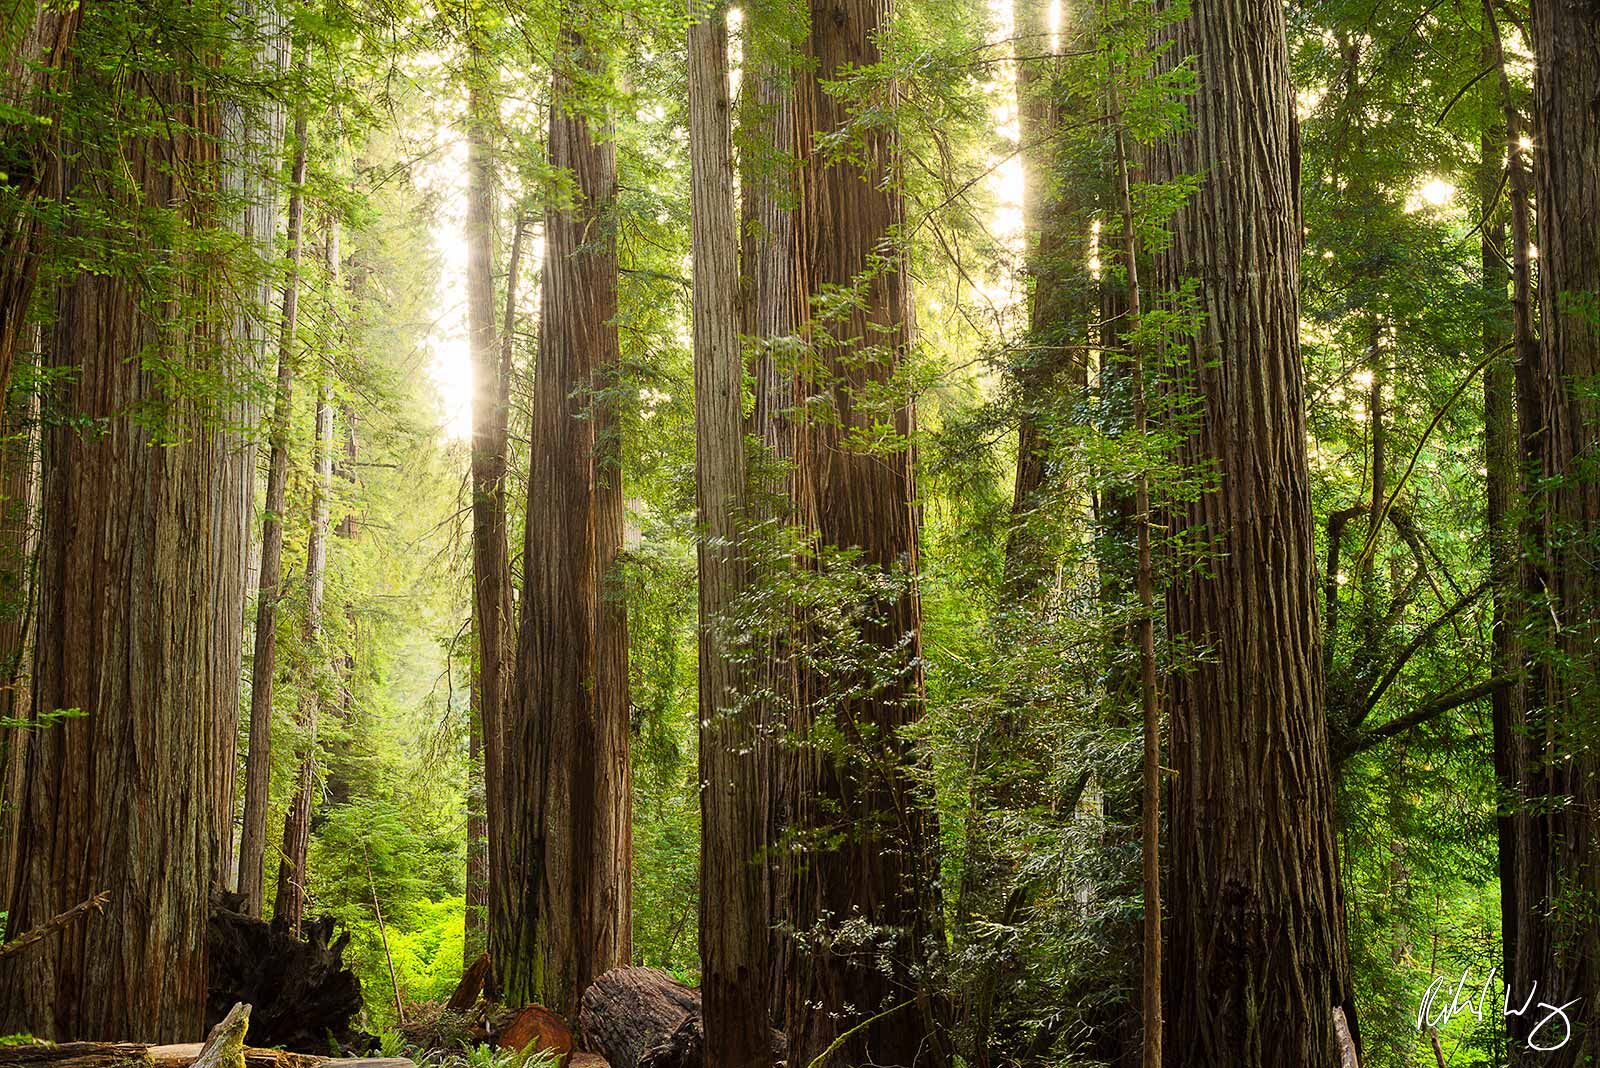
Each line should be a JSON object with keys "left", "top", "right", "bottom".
{"left": 497, "top": 18, "right": 631, "bottom": 1016}
{"left": 578, "top": 968, "right": 699, "bottom": 1068}
{"left": 1149, "top": 1, "right": 1355, "bottom": 1065}
{"left": 239, "top": 91, "right": 311, "bottom": 918}
{"left": 0, "top": 43, "right": 241, "bottom": 1040}
{"left": 274, "top": 221, "right": 340, "bottom": 937}
{"left": 778, "top": 1, "right": 942, "bottom": 1064}
{"left": 1509, "top": 1, "right": 1600, "bottom": 1062}
{"left": 736, "top": 5, "right": 806, "bottom": 1028}
{"left": 687, "top": 5, "right": 772, "bottom": 1065}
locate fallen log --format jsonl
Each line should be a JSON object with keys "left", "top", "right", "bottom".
{"left": 207, "top": 893, "right": 370, "bottom": 1053}
{"left": 148, "top": 1047, "right": 322, "bottom": 1068}
{"left": 578, "top": 969, "right": 699, "bottom": 1068}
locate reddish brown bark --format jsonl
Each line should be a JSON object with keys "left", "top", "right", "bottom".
{"left": 0, "top": 49, "right": 242, "bottom": 1040}
{"left": 688, "top": 3, "right": 772, "bottom": 1063}
{"left": 496, "top": 18, "right": 631, "bottom": 1016}
{"left": 1507, "top": 1, "right": 1600, "bottom": 1062}
{"left": 1149, "top": 1, "right": 1355, "bottom": 1064}
{"left": 777, "top": 0, "right": 943, "bottom": 1063}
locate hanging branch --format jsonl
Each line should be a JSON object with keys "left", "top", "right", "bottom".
{"left": 0, "top": 890, "right": 109, "bottom": 959}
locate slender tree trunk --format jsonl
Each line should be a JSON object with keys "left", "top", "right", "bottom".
{"left": 212, "top": 0, "right": 286, "bottom": 897}
{"left": 467, "top": 647, "right": 488, "bottom": 963}
{"left": 273, "top": 219, "right": 340, "bottom": 937}
{"left": 238, "top": 86, "right": 311, "bottom": 918}
{"left": 780, "top": 0, "right": 943, "bottom": 1063}
{"left": 498, "top": 17, "right": 631, "bottom": 1015}
{"left": 1111, "top": 98, "right": 1161, "bottom": 1068}
{"left": 1000, "top": 0, "right": 1090, "bottom": 599}
{"left": 0, "top": 40, "right": 240, "bottom": 1040}
{"left": 462, "top": 44, "right": 517, "bottom": 984}
{"left": 1509, "top": 1, "right": 1600, "bottom": 1061}
{"left": 1476, "top": 23, "right": 1524, "bottom": 1022}
{"left": 688, "top": 3, "right": 771, "bottom": 1063}
{"left": 0, "top": 369, "right": 38, "bottom": 908}
{"left": 1149, "top": 0, "right": 1356, "bottom": 1064}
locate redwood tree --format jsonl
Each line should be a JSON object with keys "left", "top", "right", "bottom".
{"left": 0, "top": 21, "right": 247, "bottom": 1039}
{"left": 1150, "top": 0, "right": 1356, "bottom": 1064}
{"left": 495, "top": 15, "right": 631, "bottom": 1014}
{"left": 238, "top": 80, "right": 311, "bottom": 918}
{"left": 779, "top": 0, "right": 943, "bottom": 1062}
{"left": 1507, "top": 1, "right": 1600, "bottom": 1061}
{"left": 688, "top": 1, "right": 772, "bottom": 1062}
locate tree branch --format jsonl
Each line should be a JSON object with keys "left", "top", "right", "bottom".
{"left": 1339, "top": 678, "right": 1504, "bottom": 762}
{"left": 0, "top": 890, "right": 110, "bottom": 959}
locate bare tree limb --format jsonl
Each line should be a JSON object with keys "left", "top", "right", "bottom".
{"left": 0, "top": 890, "right": 110, "bottom": 959}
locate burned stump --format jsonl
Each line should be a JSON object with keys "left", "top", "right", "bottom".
{"left": 207, "top": 893, "right": 369, "bottom": 1053}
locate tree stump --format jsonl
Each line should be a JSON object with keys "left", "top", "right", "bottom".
{"left": 207, "top": 893, "right": 370, "bottom": 1052}
{"left": 637, "top": 1014, "right": 700, "bottom": 1068}
{"left": 495, "top": 1006, "right": 573, "bottom": 1058}
{"left": 578, "top": 969, "right": 699, "bottom": 1068}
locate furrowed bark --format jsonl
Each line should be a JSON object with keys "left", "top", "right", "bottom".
{"left": 498, "top": 15, "right": 631, "bottom": 1016}
{"left": 1508, "top": 0, "right": 1600, "bottom": 1061}
{"left": 1149, "top": 0, "right": 1356, "bottom": 1063}
{"left": 688, "top": 1, "right": 772, "bottom": 1062}
{"left": 0, "top": 29, "right": 242, "bottom": 1039}
{"left": 779, "top": 0, "right": 944, "bottom": 1062}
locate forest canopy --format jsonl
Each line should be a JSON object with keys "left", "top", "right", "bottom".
{"left": 0, "top": 0, "right": 1597, "bottom": 1065}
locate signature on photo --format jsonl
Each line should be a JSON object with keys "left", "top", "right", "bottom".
{"left": 1417, "top": 966, "right": 1581, "bottom": 1053}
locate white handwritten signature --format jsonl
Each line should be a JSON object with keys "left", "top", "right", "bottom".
{"left": 1417, "top": 966, "right": 1581, "bottom": 1053}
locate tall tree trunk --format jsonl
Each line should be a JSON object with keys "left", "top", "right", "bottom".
{"left": 463, "top": 42, "right": 516, "bottom": 983}
{"left": 1000, "top": 0, "right": 1089, "bottom": 599}
{"left": 238, "top": 87, "right": 311, "bottom": 918}
{"left": 274, "top": 219, "right": 340, "bottom": 937}
{"left": 1149, "top": 1, "right": 1356, "bottom": 1064}
{"left": 0, "top": 368, "right": 38, "bottom": 908}
{"left": 737, "top": 6, "right": 805, "bottom": 1027}
{"left": 1509, "top": 1, "right": 1600, "bottom": 1061}
{"left": 1476, "top": 17, "right": 1525, "bottom": 1026}
{"left": 0, "top": 36, "right": 241, "bottom": 1040}
{"left": 212, "top": 0, "right": 286, "bottom": 898}
{"left": 688, "top": 2, "right": 771, "bottom": 1063}
{"left": 497, "top": 17, "right": 631, "bottom": 1015}
{"left": 779, "top": 0, "right": 943, "bottom": 1063}
{"left": 1111, "top": 95, "right": 1161, "bottom": 1068}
